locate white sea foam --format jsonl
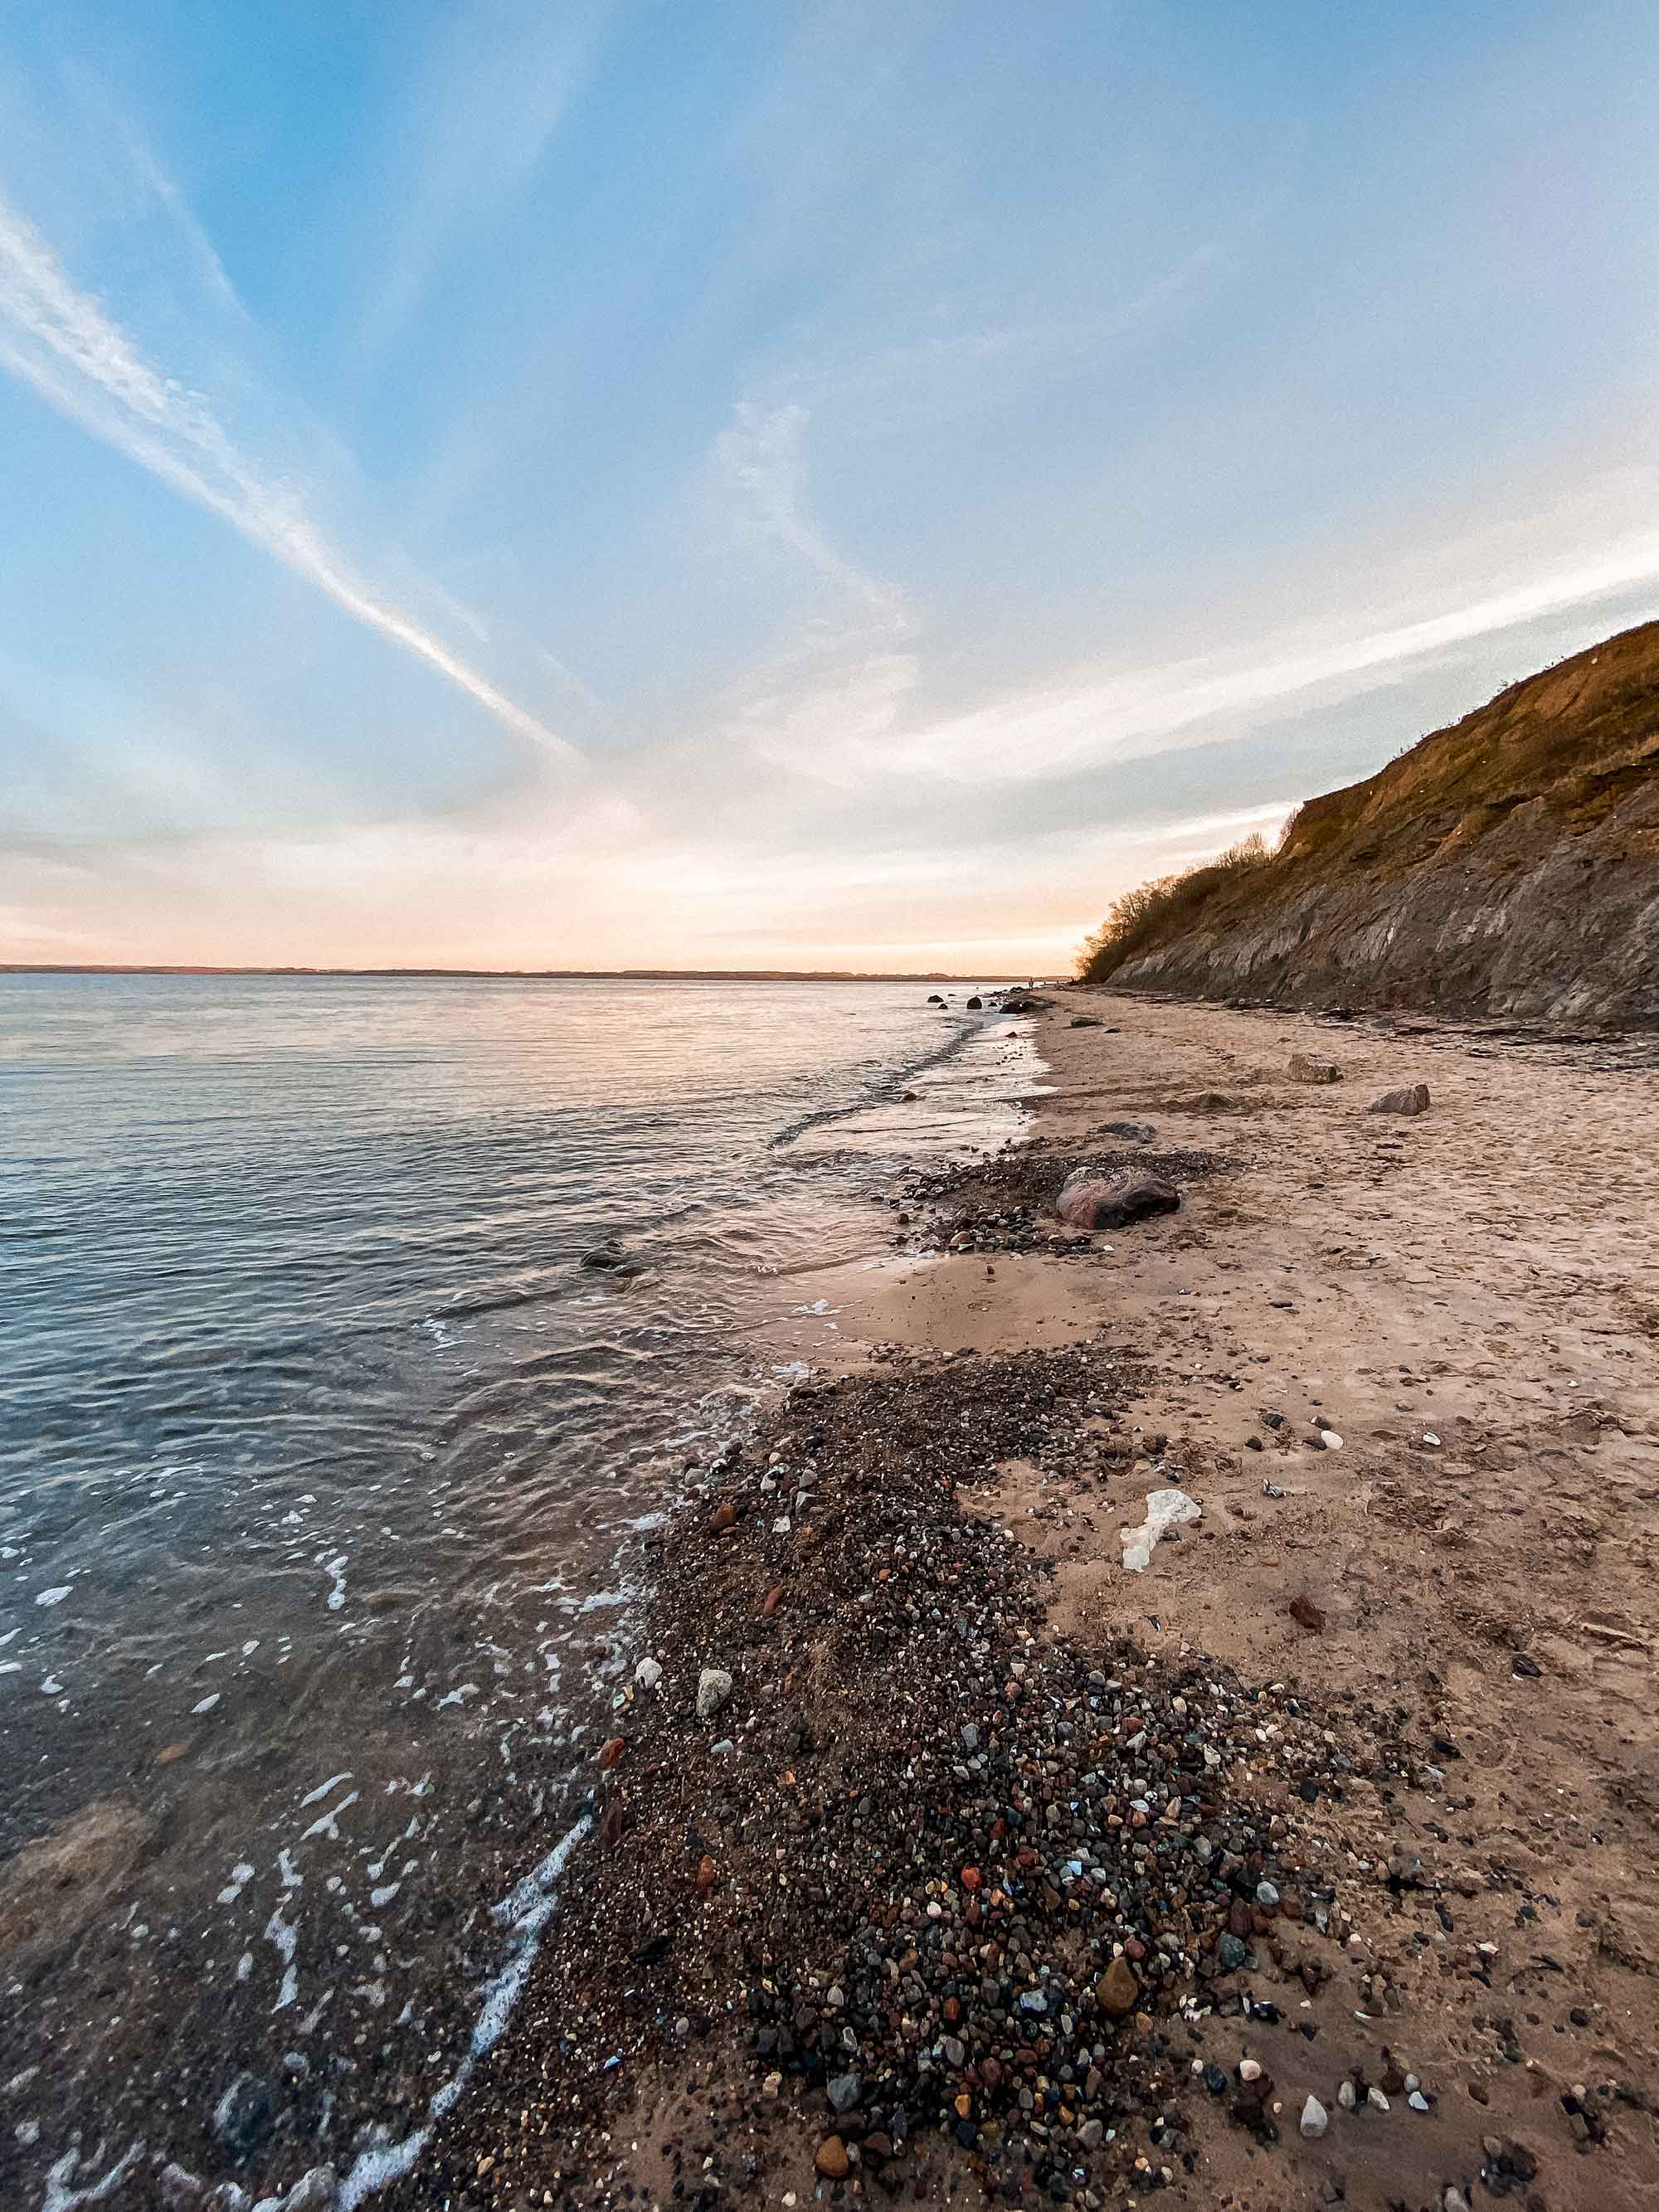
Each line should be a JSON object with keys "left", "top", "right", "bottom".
{"left": 299, "top": 1771, "right": 353, "bottom": 1808}
{"left": 332, "top": 1810, "right": 592, "bottom": 2212}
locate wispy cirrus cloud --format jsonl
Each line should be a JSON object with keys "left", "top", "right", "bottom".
{"left": 0, "top": 185, "right": 579, "bottom": 765}
{"left": 715, "top": 398, "right": 910, "bottom": 626}
{"left": 752, "top": 525, "right": 1659, "bottom": 790}
{"left": 351, "top": 0, "right": 615, "bottom": 365}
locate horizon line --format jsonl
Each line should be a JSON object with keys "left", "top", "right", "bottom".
{"left": 0, "top": 962, "right": 1053, "bottom": 984}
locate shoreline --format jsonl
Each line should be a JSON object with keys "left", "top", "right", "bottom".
{"left": 385, "top": 984, "right": 1659, "bottom": 2212}
{"left": 0, "top": 989, "right": 1033, "bottom": 2212}
{"left": 154, "top": 987, "right": 1659, "bottom": 2212}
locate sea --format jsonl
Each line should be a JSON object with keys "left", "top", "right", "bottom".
{"left": 0, "top": 973, "right": 1036, "bottom": 2209}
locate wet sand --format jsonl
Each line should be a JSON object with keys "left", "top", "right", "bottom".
{"left": 231, "top": 989, "right": 1659, "bottom": 2210}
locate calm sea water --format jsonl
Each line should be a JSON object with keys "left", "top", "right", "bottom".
{"left": 0, "top": 974, "right": 1033, "bottom": 2208}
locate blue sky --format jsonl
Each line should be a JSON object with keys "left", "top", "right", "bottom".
{"left": 2, "top": 1, "right": 1657, "bottom": 970}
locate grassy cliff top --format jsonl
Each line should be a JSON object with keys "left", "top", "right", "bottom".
{"left": 1081, "top": 616, "right": 1659, "bottom": 980}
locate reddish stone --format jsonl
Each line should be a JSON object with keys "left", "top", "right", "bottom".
{"left": 709, "top": 1500, "right": 737, "bottom": 1534}
{"left": 695, "top": 1853, "right": 717, "bottom": 1894}
{"left": 599, "top": 1736, "right": 625, "bottom": 1770}
{"left": 961, "top": 1867, "right": 983, "bottom": 1891}
{"left": 761, "top": 1585, "right": 783, "bottom": 1618}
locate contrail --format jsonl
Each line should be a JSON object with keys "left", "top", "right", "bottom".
{"left": 0, "top": 192, "right": 578, "bottom": 766}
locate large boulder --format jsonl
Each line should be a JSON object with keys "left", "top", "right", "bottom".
{"left": 1056, "top": 1169, "right": 1180, "bottom": 1232}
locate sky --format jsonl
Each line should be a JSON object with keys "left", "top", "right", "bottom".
{"left": 2, "top": 2, "right": 1657, "bottom": 975}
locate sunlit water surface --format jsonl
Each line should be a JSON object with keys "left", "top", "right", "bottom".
{"left": 0, "top": 974, "right": 1034, "bottom": 2207}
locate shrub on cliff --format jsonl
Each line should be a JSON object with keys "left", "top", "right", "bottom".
{"left": 1077, "top": 833, "right": 1274, "bottom": 982}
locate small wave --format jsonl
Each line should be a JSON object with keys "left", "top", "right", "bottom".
{"left": 768, "top": 1015, "right": 983, "bottom": 1150}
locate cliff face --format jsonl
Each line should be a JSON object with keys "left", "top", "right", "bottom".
{"left": 1092, "top": 618, "right": 1659, "bottom": 1026}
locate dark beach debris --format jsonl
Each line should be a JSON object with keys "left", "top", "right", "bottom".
{"left": 385, "top": 1340, "right": 1572, "bottom": 2212}
{"left": 893, "top": 1138, "right": 1234, "bottom": 1258}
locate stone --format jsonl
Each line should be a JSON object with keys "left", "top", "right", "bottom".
{"left": 599, "top": 1737, "right": 625, "bottom": 1770}
{"left": 1369, "top": 1082, "right": 1430, "bottom": 1116}
{"left": 581, "top": 1237, "right": 642, "bottom": 1273}
{"left": 708, "top": 1500, "right": 737, "bottom": 1534}
{"left": 1215, "top": 1932, "right": 1250, "bottom": 1972}
{"left": 827, "top": 2073, "right": 862, "bottom": 2113}
{"left": 1289, "top": 1054, "right": 1342, "bottom": 1084}
{"left": 1057, "top": 1172, "right": 1180, "bottom": 1232}
{"left": 1097, "top": 1121, "right": 1155, "bottom": 1143}
{"left": 1069, "top": 1015, "right": 1103, "bottom": 1028}
{"left": 1097, "top": 1956, "right": 1139, "bottom": 2017}
{"left": 1338, "top": 2080, "right": 1356, "bottom": 2110}
{"left": 1300, "top": 2095, "right": 1328, "bottom": 2138}
{"left": 282, "top": 2175, "right": 336, "bottom": 2212}
{"left": 212, "top": 2074, "right": 276, "bottom": 2163}
{"left": 634, "top": 1656, "right": 663, "bottom": 1690}
{"left": 815, "top": 2137, "right": 851, "bottom": 2180}
{"left": 965, "top": 996, "right": 984, "bottom": 1010}
{"left": 1288, "top": 1595, "right": 1326, "bottom": 1633}
{"left": 696, "top": 1668, "right": 732, "bottom": 1719}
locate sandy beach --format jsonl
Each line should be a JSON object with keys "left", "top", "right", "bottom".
{"left": 385, "top": 989, "right": 1659, "bottom": 2212}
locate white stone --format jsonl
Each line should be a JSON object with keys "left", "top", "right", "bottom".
{"left": 1300, "top": 2095, "right": 1328, "bottom": 2139}
{"left": 635, "top": 1657, "right": 663, "bottom": 1690}
{"left": 696, "top": 1668, "right": 732, "bottom": 1719}
{"left": 1337, "top": 2080, "right": 1357, "bottom": 2111}
{"left": 1368, "top": 2087, "right": 1390, "bottom": 2112}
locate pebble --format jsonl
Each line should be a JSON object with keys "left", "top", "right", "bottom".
{"left": 815, "top": 2137, "right": 850, "bottom": 2180}
{"left": 696, "top": 1668, "right": 732, "bottom": 1719}
{"left": 1300, "top": 2094, "right": 1328, "bottom": 2138}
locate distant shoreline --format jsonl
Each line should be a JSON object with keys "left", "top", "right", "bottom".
{"left": 0, "top": 963, "right": 1015, "bottom": 984}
